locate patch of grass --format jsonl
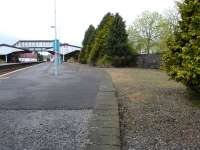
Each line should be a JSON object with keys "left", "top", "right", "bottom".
{"left": 190, "top": 99, "right": 200, "bottom": 107}
{"left": 188, "top": 89, "right": 200, "bottom": 108}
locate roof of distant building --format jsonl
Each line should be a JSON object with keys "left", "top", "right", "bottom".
{"left": 0, "top": 44, "right": 29, "bottom": 55}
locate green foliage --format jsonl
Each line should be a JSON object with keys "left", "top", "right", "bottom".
{"left": 82, "top": 25, "right": 96, "bottom": 48}
{"left": 96, "top": 55, "right": 112, "bottom": 67}
{"left": 128, "top": 11, "right": 165, "bottom": 54}
{"left": 159, "top": 7, "right": 181, "bottom": 52}
{"left": 89, "top": 13, "right": 131, "bottom": 66}
{"left": 106, "top": 13, "right": 130, "bottom": 56}
{"left": 80, "top": 12, "right": 132, "bottom": 67}
{"left": 79, "top": 25, "right": 96, "bottom": 64}
{"left": 128, "top": 27, "right": 144, "bottom": 54}
{"left": 88, "top": 13, "right": 114, "bottom": 65}
{"left": 128, "top": 10, "right": 180, "bottom": 54}
{"left": 163, "top": 0, "right": 200, "bottom": 93}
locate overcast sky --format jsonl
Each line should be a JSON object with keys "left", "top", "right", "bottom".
{"left": 0, "top": 0, "right": 177, "bottom": 46}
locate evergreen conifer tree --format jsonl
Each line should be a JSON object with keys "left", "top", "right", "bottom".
{"left": 163, "top": 0, "right": 200, "bottom": 92}
{"left": 106, "top": 13, "right": 131, "bottom": 66}
{"left": 88, "top": 13, "right": 114, "bottom": 65}
{"left": 79, "top": 25, "right": 96, "bottom": 63}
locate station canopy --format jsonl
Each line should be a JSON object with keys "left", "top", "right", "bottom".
{"left": 0, "top": 44, "right": 25, "bottom": 55}
{"left": 47, "top": 45, "right": 81, "bottom": 55}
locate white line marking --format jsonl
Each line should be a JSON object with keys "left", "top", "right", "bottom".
{"left": 0, "top": 64, "right": 40, "bottom": 78}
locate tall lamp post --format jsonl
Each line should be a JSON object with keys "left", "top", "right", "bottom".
{"left": 52, "top": 0, "right": 60, "bottom": 76}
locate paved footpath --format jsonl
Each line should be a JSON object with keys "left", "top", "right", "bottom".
{"left": 0, "top": 63, "right": 120, "bottom": 150}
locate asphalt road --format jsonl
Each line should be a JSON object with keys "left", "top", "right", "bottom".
{"left": 0, "top": 63, "right": 102, "bottom": 150}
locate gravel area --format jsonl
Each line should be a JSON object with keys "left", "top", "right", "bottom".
{"left": 106, "top": 68, "right": 200, "bottom": 150}
{"left": 0, "top": 110, "right": 92, "bottom": 150}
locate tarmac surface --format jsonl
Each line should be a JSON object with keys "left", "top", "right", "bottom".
{"left": 0, "top": 63, "right": 101, "bottom": 110}
{"left": 0, "top": 63, "right": 102, "bottom": 150}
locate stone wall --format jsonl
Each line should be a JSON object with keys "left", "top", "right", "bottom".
{"left": 133, "top": 54, "right": 161, "bottom": 69}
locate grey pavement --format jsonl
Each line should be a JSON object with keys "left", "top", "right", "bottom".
{"left": 0, "top": 63, "right": 101, "bottom": 110}
{"left": 0, "top": 63, "right": 103, "bottom": 150}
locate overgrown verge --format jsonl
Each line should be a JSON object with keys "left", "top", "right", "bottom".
{"left": 106, "top": 68, "right": 200, "bottom": 150}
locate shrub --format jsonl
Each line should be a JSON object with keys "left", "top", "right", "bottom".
{"left": 79, "top": 25, "right": 96, "bottom": 64}
{"left": 163, "top": 0, "right": 200, "bottom": 93}
{"left": 88, "top": 13, "right": 114, "bottom": 65}
{"left": 96, "top": 55, "right": 112, "bottom": 67}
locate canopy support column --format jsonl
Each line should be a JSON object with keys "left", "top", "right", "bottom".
{"left": 5, "top": 55, "right": 8, "bottom": 63}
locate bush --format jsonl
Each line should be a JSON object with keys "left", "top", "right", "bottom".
{"left": 81, "top": 12, "right": 134, "bottom": 67}
{"left": 79, "top": 25, "right": 96, "bottom": 64}
{"left": 96, "top": 55, "right": 112, "bottom": 67}
{"left": 88, "top": 13, "right": 114, "bottom": 65}
{"left": 163, "top": 0, "right": 200, "bottom": 93}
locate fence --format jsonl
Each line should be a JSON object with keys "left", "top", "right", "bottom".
{"left": 133, "top": 54, "right": 161, "bottom": 69}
